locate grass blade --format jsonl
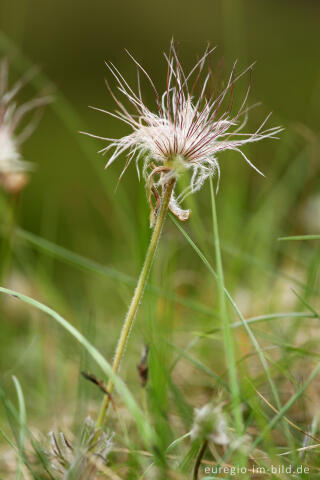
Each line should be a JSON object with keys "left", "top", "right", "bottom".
{"left": 279, "top": 235, "right": 320, "bottom": 241}
{"left": 0, "top": 286, "right": 154, "bottom": 448}
{"left": 12, "top": 376, "right": 27, "bottom": 480}
{"left": 209, "top": 178, "right": 243, "bottom": 435}
{"left": 251, "top": 362, "right": 320, "bottom": 450}
{"left": 12, "top": 227, "right": 213, "bottom": 316}
{"left": 172, "top": 199, "right": 298, "bottom": 455}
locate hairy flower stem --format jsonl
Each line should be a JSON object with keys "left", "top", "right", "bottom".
{"left": 95, "top": 178, "right": 175, "bottom": 430}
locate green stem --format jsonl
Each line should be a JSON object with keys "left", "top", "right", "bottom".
{"left": 209, "top": 178, "right": 243, "bottom": 435}
{"left": 95, "top": 179, "right": 175, "bottom": 430}
{"left": 193, "top": 440, "right": 207, "bottom": 480}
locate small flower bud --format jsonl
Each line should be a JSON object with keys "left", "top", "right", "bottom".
{"left": 190, "top": 402, "right": 230, "bottom": 445}
{"left": 45, "top": 417, "right": 114, "bottom": 478}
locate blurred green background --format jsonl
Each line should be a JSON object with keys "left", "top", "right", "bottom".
{"left": 0, "top": 0, "right": 320, "bottom": 472}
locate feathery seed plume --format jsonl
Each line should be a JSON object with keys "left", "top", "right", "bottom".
{"left": 0, "top": 58, "right": 50, "bottom": 193}
{"left": 84, "top": 42, "right": 282, "bottom": 225}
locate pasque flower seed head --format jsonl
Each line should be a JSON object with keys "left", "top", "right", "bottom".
{"left": 0, "top": 59, "right": 50, "bottom": 193}
{"left": 85, "top": 41, "right": 282, "bottom": 225}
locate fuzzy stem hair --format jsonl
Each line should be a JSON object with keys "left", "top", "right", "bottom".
{"left": 95, "top": 178, "right": 175, "bottom": 430}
